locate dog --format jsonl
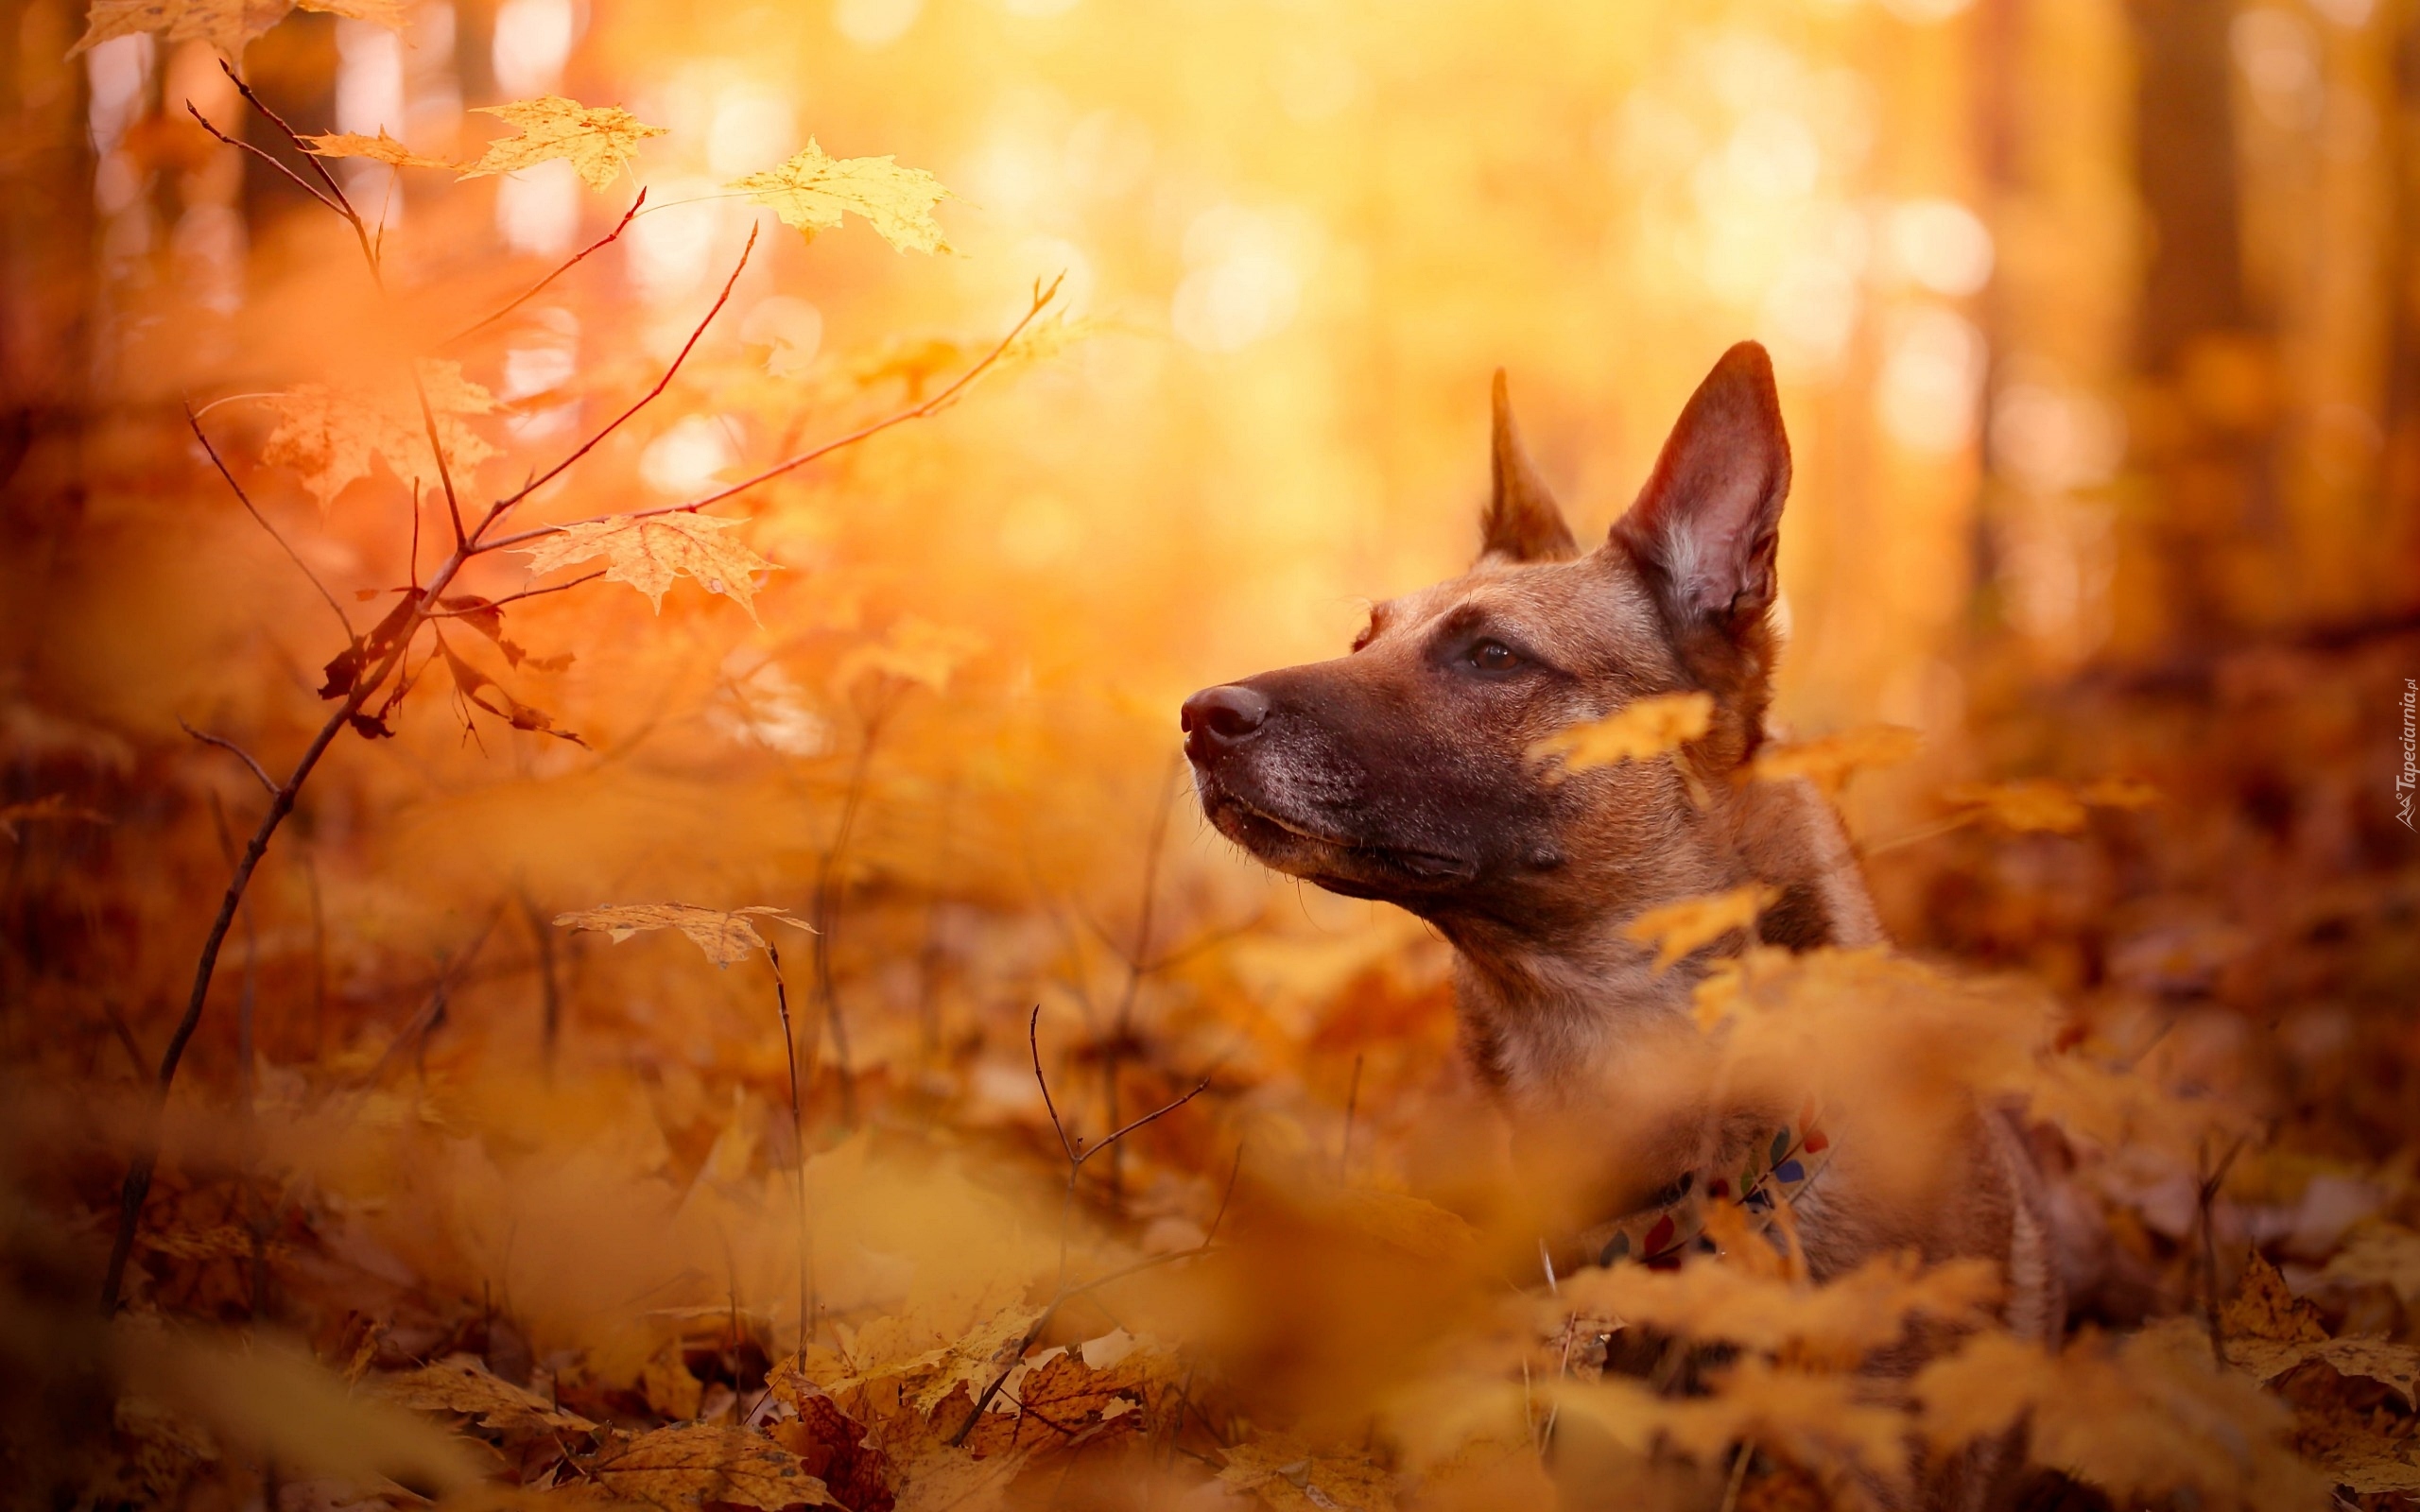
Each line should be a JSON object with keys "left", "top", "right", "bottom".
{"left": 1181, "top": 344, "right": 2060, "bottom": 1502}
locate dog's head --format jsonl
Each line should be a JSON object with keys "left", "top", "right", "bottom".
{"left": 1184, "top": 343, "right": 1792, "bottom": 939}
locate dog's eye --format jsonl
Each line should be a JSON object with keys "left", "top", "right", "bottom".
{"left": 1469, "top": 641, "right": 1521, "bottom": 672}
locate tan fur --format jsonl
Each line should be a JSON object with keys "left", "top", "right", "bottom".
{"left": 1182, "top": 351, "right": 2059, "bottom": 1507}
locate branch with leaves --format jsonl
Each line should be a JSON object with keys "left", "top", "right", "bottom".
{"left": 100, "top": 62, "right": 1057, "bottom": 1314}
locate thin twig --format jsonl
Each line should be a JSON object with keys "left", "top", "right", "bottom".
{"left": 443, "top": 189, "right": 648, "bottom": 350}
{"left": 2198, "top": 1133, "right": 2248, "bottom": 1368}
{"left": 185, "top": 405, "right": 355, "bottom": 641}
{"left": 427, "top": 571, "right": 605, "bottom": 616}
{"left": 179, "top": 720, "right": 276, "bottom": 797}
{"left": 808, "top": 692, "right": 893, "bottom": 1130}
{"left": 102, "top": 529, "right": 483, "bottom": 1314}
{"left": 477, "top": 224, "right": 759, "bottom": 532}
{"left": 184, "top": 103, "right": 348, "bottom": 221}
{"left": 765, "top": 941, "right": 812, "bottom": 1358}
{"left": 476, "top": 272, "right": 1063, "bottom": 557}
{"left": 1103, "top": 754, "right": 1181, "bottom": 1207}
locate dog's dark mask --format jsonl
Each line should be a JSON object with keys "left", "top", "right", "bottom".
{"left": 1184, "top": 346, "right": 1794, "bottom": 933}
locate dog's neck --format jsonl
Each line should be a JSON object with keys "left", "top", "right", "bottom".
{"left": 1443, "top": 774, "right": 1882, "bottom": 1107}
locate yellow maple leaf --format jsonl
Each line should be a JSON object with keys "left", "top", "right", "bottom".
{"left": 555, "top": 902, "right": 813, "bottom": 969}
{"left": 260, "top": 360, "right": 495, "bottom": 509}
{"left": 1529, "top": 691, "right": 1713, "bottom": 777}
{"left": 582, "top": 1424, "right": 836, "bottom": 1510}
{"left": 1943, "top": 777, "right": 2156, "bottom": 835}
{"left": 1553, "top": 1250, "right": 2001, "bottom": 1366}
{"left": 1916, "top": 1321, "right": 2326, "bottom": 1510}
{"left": 1624, "top": 884, "right": 1775, "bottom": 973}
{"left": 832, "top": 616, "right": 987, "bottom": 696}
{"left": 300, "top": 129, "right": 455, "bottom": 170}
{"left": 71, "top": 0, "right": 396, "bottom": 61}
{"left": 1751, "top": 723, "right": 1923, "bottom": 796}
{"left": 458, "top": 97, "right": 665, "bottom": 191}
{"left": 730, "top": 140, "right": 952, "bottom": 254}
{"left": 520, "top": 513, "right": 777, "bottom": 623}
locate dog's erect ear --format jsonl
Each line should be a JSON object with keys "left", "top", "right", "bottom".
{"left": 1612, "top": 342, "right": 1791, "bottom": 628}
{"left": 1480, "top": 369, "right": 1580, "bottom": 563}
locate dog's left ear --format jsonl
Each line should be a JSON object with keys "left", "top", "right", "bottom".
{"left": 1612, "top": 342, "right": 1791, "bottom": 632}
{"left": 1480, "top": 369, "right": 1580, "bottom": 562}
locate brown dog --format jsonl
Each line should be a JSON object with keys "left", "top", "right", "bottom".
{"left": 1181, "top": 346, "right": 2060, "bottom": 1485}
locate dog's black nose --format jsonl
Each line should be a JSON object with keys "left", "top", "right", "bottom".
{"left": 1181, "top": 684, "right": 1270, "bottom": 752}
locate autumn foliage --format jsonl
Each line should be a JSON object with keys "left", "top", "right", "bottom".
{"left": 2, "top": 0, "right": 2418, "bottom": 1509}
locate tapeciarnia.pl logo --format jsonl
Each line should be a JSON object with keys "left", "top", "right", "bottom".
{"left": 2400, "top": 677, "right": 2417, "bottom": 832}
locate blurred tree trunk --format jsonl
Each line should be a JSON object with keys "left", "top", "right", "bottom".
{"left": 2123, "top": 0, "right": 2276, "bottom": 646}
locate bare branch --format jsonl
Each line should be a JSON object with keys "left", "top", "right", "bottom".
{"left": 1075, "top": 1074, "right": 1211, "bottom": 1171}
{"left": 443, "top": 189, "right": 648, "bottom": 350}
{"left": 185, "top": 103, "right": 349, "bottom": 221}
{"left": 477, "top": 272, "right": 1063, "bottom": 557}
{"left": 185, "top": 404, "right": 355, "bottom": 642}
{"left": 476, "top": 224, "right": 759, "bottom": 535}
{"left": 428, "top": 570, "right": 605, "bottom": 615}
{"left": 179, "top": 720, "right": 276, "bottom": 797}
{"left": 1029, "top": 1005, "right": 1077, "bottom": 1163}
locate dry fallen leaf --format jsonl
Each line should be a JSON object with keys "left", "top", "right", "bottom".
{"left": 1624, "top": 884, "right": 1775, "bottom": 973}
{"left": 1220, "top": 1434, "right": 1398, "bottom": 1512}
{"left": 555, "top": 902, "right": 814, "bottom": 968}
{"left": 368, "top": 1356, "right": 598, "bottom": 1438}
{"left": 1916, "top": 1320, "right": 2327, "bottom": 1511}
{"left": 1553, "top": 1250, "right": 2002, "bottom": 1365}
{"left": 1530, "top": 692, "right": 1714, "bottom": 777}
{"left": 579, "top": 1424, "right": 836, "bottom": 1509}
{"left": 2228, "top": 1334, "right": 2420, "bottom": 1412}
{"left": 731, "top": 140, "right": 952, "bottom": 254}
{"left": 2314, "top": 1223, "right": 2420, "bottom": 1302}
{"left": 458, "top": 97, "right": 666, "bottom": 190}
{"left": 519, "top": 513, "right": 778, "bottom": 623}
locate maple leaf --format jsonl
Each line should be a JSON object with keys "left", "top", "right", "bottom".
{"left": 1552, "top": 1250, "right": 2002, "bottom": 1366}
{"left": 1624, "top": 884, "right": 1775, "bottom": 973}
{"left": 1529, "top": 691, "right": 1713, "bottom": 777}
{"left": 262, "top": 360, "right": 496, "bottom": 510}
{"left": 731, "top": 140, "right": 952, "bottom": 254}
{"left": 458, "top": 97, "right": 665, "bottom": 191}
{"left": 833, "top": 617, "right": 987, "bottom": 696}
{"left": 1751, "top": 723, "right": 1923, "bottom": 796}
{"left": 2228, "top": 1334, "right": 2420, "bottom": 1412}
{"left": 367, "top": 1356, "right": 598, "bottom": 1438}
{"left": 767, "top": 1393, "right": 895, "bottom": 1512}
{"left": 300, "top": 129, "right": 456, "bottom": 170}
{"left": 70, "top": 0, "right": 397, "bottom": 62}
{"left": 1916, "top": 1321, "right": 2328, "bottom": 1510}
{"left": 519, "top": 513, "right": 777, "bottom": 624}
{"left": 2220, "top": 1252, "right": 2327, "bottom": 1344}
{"left": 1219, "top": 1435, "right": 1398, "bottom": 1512}
{"left": 556, "top": 902, "right": 814, "bottom": 969}
{"left": 2315, "top": 1222, "right": 2420, "bottom": 1301}
{"left": 1549, "top": 1364, "right": 1912, "bottom": 1490}
{"left": 641, "top": 1347, "right": 706, "bottom": 1422}
{"left": 580, "top": 1424, "right": 837, "bottom": 1510}
{"left": 1943, "top": 776, "right": 2159, "bottom": 835}
{"left": 438, "top": 635, "right": 585, "bottom": 746}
